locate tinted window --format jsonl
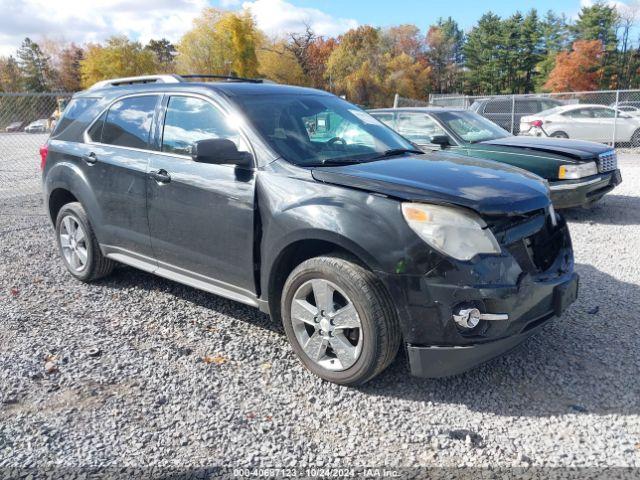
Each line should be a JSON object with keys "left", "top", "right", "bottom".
{"left": 161, "top": 96, "right": 248, "bottom": 156}
{"left": 101, "top": 96, "right": 158, "bottom": 148}
{"left": 396, "top": 113, "right": 446, "bottom": 144}
{"left": 515, "top": 100, "right": 538, "bottom": 114}
{"left": 53, "top": 97, "right": 98, "bottom": 136}
{"left": 87, "top": 111, "right": 106, "bottom": 142}
{"left": 483, "top": 100, "right": 510, "bottom": 114}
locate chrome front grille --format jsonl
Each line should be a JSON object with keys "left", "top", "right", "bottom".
{"left": 598, "top": 151, "right": 618, "bottom": 173}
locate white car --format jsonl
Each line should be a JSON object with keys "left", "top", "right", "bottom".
{"left": 520, "top": 104, "right": 640, "bottom": 145}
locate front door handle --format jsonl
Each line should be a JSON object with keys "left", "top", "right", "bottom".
{"left": 82, "top": 152, "right": 98, "bottom": 165}
{"left": 150, "top": 169, "right": 171, "bottom": 183}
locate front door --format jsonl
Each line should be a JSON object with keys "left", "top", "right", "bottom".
{"left": 146, "top": 94, "right": 257, "bottom": 301}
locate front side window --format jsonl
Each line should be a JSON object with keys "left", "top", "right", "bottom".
{"left": 161, "top": 96, "right": 248, "bottom": 156}
{"left": 233, "top": 94, "right": 416, "bottom": 166}
{"left": 369, "top": 113, "right": 395, "bottom": 128}
{"left": 396, "top": 113, "right": 446, "bottom": 144}
{"left": 432, "top": 110, "right": 510, "bottom": 143}
{"left": 483, "top": 100, "right": 510, "bottom": 114}
{"left": 101, "top": 95, "right": 158, "bottom": 149}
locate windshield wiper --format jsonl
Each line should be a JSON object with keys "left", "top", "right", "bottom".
{"left": 372, "top": 148, "right": 425, "bottom": 159}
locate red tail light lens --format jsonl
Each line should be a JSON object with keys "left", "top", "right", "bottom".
{"left": 39, "top": 145, "right": 48, "bottom": 171}
{"left": 530, "top": 120, "right": 543, "bottom": 128}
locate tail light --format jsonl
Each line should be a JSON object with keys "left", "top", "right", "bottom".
{"left": 39, "top": 144, "right": 48, "bottom": 171}
{"left": 530, "top": 120, "right": 543, "bottom": 128}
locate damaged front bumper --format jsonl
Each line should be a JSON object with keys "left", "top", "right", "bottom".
{"left": 380, "top": 212, "right": 578, "bottom": 378}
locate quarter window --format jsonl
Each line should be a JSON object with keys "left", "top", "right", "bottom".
{"left": 161, "top": 96, "right": 248, "bottom": 156}
{"left": 101, "top": 95, "right": 158, "bottom": 149}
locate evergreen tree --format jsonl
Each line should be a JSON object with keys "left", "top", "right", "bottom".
{"left": 16, "top": 38, "right": 54, "bottom": 92}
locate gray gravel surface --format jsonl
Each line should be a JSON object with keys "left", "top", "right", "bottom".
{"left": 1, "top": 154, "right": 639, "bottom": 473}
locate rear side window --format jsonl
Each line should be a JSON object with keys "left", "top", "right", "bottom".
{"left": 564, "top": 108, "right": 593, "bottom": 118}
{"left": 483, "top": 100, "right": 510, "bottom": 114}
{"left": 100, "top": 96, "right": 158, "bottom": 149}
{"left": 515, "top": 100, "right": 538, "bottom": 114}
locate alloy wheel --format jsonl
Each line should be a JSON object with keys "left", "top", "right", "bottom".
{"left": 59, "top": 215, "right": 88, "bottom": 272}
{"left": 290, "top": 279, "right": 363, "bottom": 371}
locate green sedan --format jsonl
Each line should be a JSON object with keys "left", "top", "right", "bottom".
{"left": 368, "top": 108, "right": 622, "bottom": 209}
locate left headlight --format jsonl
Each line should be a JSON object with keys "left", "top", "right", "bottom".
{"left": 401, "top": 203, "right": 501, "bottom": 261}
{"left": 558, "top": 162, "right": 598, "bottom": 179}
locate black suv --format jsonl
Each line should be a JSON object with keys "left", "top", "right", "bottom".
{"left": 42, "top": 75, "right": 578, "bottom": 385}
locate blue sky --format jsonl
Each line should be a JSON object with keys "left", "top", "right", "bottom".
{"left": 258, "top": 0, "right": 585, "bottom": 30}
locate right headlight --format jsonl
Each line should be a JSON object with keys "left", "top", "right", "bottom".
{"left": 401, "top": 203, "right": 501, "bottom": 261}
{"left": 558, "top": 162, "right": 598, "bottom": 179}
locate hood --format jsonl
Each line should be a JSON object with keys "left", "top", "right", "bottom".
{"left": 311, "top": 153, "right": 550, "bottom": 216}
{"left": 480, "top": 136, "right": 611, "bottom": 161}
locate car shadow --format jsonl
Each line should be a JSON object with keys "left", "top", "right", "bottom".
{"left": 361, "top": 263, "right": 640, "bottom": 417}
{"left": 96, "top": 265, "right": 281, "bottom": 335}
{"left": 561, "top": 194, "right": 640, "bottom": 226}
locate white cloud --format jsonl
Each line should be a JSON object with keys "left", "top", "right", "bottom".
{"left": 0, "top": 0, "right": 357, "bottom": 57}
{"left": 0, "top": 0, "right": 207, "bottom": 56}
{"left": 241, "top": 0, "right": 357, "bottom": 38}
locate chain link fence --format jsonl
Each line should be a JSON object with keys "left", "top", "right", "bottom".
{"left": 0, "top": 93, "right": 73, "bottom": 209}
{"left": 395, "top": 89, "right": 640, "bottom": 149}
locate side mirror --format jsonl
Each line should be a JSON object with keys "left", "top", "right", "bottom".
{"left": 191, "top": 138, "right": 253, "bottom": 167}
{"left": 430, "top": 135, "right": 451, "bottom": 149}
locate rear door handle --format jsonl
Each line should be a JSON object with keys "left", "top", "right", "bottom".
{"left": 82, "top": 152, "right": 98, "bottom": 165}
{"left": 150, "top": 169, "right": 171, "bottom": 183}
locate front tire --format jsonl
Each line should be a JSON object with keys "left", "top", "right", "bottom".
{"left": 55, "top": 202, "right": 115, "bottom": 282}
{"left": 551, "top": 131, "right": 569, "bottom": 139}
{"left": 281, "top": 255, "right": 401, "bottom": 385}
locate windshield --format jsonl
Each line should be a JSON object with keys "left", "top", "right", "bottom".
{"left": 432, "top": 110, "right": 510, "bottom": 143}
{"left": 233, "top": 93, "right": 417, "bottom": 166}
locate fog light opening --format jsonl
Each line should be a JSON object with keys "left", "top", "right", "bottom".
{"left": 453, "top": 307, "right": 482, "bottom": 329}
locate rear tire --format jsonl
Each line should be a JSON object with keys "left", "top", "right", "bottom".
{"left": 55, "top": 202, "right": 115, "bottom": 282}
{"left": 551, "top": 131, "right": 569, "bottom": 139}
{"left": 281, "top": 255, "right": 401, "bottom": 385}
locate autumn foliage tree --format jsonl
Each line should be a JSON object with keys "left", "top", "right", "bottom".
{"left": 544, "top": 40, "right": 603, "bottom": 92}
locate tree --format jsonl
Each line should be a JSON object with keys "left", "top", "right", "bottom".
{"left": 326, "top": 26, "right": 387, "bottom": 106}
{"left": 0, "top": 56, "right": 23, "bottom": 92}
{"left": 573, "top": 2, "right": 619, "bottom": 88}
{"left": 57, "top": 44, "right": 84, "bottom": 91}
{"left": 306, "top": 37, "right": 337, "bottom": 89}
{"left": 257, "top": 40, "right": 307, "bottom": 85}
{"left": 426, "top": 18, "right": 464, "bottom": 93}
{"left": 80, "top": 36, "right": 157, "bottom": 88}
{"left": 384, "top": 24, "right": 424, "bottom": 59}
{"left": 176, "top": 8, "right": 259, "bottom": 78}
{"left": 16, "top": 38, "right": 55, "bottom": 92}
{"left": 463, "top": 13, "right": 504, "bottom": 94}
{"left": 145, "top": 39, "right": 176, "bottom": 73}
{"left": 536, "top": 11, "right": 571, "bottom": 90}
{"left": 544, "top": 39, "right": 603, "bottom": 91}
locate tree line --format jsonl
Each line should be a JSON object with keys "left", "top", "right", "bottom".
{"left": 0, "top": 2, "right": 638, "bottom": 107}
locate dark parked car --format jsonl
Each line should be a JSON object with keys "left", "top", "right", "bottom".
{"left": 470, "top": 97, "right": 564, "bottom": 134}
{"left": 369, "top": 108, "right": 622, "bottom": 209}
{"left": 5, "top": 121, "right": 24, "bottom": 132}
{"left": 42, "top": 75, "right": 577, "bottom": 385}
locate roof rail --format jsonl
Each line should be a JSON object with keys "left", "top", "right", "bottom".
{"left": 88, "top": 74, "right": 182, "bottom": 90}
{"left": 179, "top": 74, "right": 263, "bottom": 84}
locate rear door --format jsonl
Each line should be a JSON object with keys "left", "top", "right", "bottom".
{"left": 146, "top": 93, "right": 257, "bottom": 300}
{"left": 83, "top": 94, "right": 160, "bottom": 262}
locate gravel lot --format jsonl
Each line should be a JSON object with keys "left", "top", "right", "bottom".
{"left": 1, "top": 152, "right": 639, "bottom": 475}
